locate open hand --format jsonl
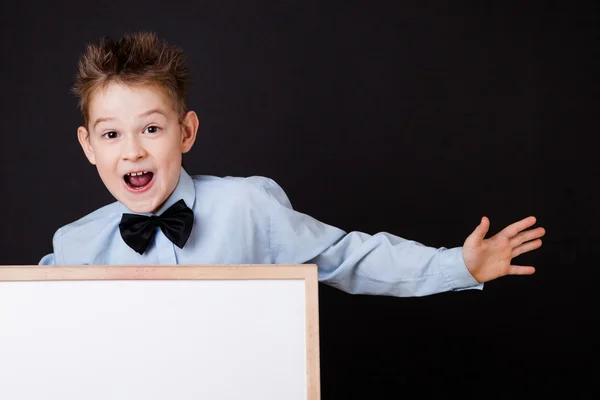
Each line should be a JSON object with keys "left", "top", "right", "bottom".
{"left": 462, "top": 216, "right": 545, "bottom": 283}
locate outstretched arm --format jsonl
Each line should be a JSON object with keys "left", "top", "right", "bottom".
{"left": 249, "top": 176, "right": 545, "bottom": 297}
{"left": 462, "top": 216, "right": 545, "bottom": 283}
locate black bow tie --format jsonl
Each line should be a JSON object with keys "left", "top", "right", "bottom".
{"left": 119, "top": 199, "right": 194, "bottom": 255}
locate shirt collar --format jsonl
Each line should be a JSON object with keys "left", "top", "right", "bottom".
{"left": 117, "top": 167, "right": 196, "bottom": 216}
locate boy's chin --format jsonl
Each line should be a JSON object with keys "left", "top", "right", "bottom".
{"left": 120, "top": 198, "right": 163, "bottom": 214}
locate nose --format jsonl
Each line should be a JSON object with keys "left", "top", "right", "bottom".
{"left": 121, "top": 135, "right": 147, "bottom": 161}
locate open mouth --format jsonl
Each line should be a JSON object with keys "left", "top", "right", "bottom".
{"left": 124, "top": 171, "right": 155, "bottom": 192}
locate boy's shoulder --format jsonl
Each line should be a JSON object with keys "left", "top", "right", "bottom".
{"left": 191, "top": 173, "right": 280, "bottom": 190}
{"left": 190, "top": 174, "right": 291, "bottom": 206}
{"left": 53, "top": 201, "right": 122, "bottom": 242}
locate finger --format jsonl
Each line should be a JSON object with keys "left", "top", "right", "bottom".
{"left": 511, "top": 227, "right": 546, "bottom": 246}
{"left": 507, "top": 265, "right": 536, "bottom": 275}
{"left": 511, "top": 239, "right": 543, "bottom": 258}
{"left": 501, "top": 216, "right": 537, "bottom": 238}
{"left": 471, "top": 216, "right": 490, "bottom": 242}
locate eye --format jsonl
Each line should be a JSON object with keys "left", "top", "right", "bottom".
{"left": 102, "top": 131, "right": 118, "bottom": 139}
{"left": 144, "top": 126, "right": 161, "bottom": 134}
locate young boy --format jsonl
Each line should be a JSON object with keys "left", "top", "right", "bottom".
{"left": 39, "top": 32, "right": 545, "bottom": 297}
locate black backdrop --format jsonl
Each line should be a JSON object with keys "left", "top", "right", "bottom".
{"left": 1, "top": 0, "right": 597, "bottom": 397}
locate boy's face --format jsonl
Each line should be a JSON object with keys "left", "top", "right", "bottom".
{"left": 77, "top": 82, "right": 198, "bottom": 214}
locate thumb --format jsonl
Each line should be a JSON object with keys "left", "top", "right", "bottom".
{"left": 472, "top": 216, "right": 490, "bottom": 242}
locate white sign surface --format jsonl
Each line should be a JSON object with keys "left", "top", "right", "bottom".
{"left": 0, "top": 277, "right": 310, "bottom": 399}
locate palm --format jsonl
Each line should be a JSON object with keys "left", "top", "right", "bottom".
{"left": 462, "top": 216, "right": 545, "bottom": 283}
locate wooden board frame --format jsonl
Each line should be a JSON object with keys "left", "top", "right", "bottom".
{"left": 0, "top": 264, "right": 320, "bottom": 400}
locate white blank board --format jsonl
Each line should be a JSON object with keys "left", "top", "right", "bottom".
{"left": 0, "top": 265, "right": 320, "bottom": 400}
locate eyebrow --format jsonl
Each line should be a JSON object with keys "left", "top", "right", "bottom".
{"left": 92, "top": 109, "right": 168, "bottom": 130}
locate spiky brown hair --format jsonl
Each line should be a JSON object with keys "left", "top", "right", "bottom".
{"left": 72, "top": 31, "right": 189, "bottom": 126}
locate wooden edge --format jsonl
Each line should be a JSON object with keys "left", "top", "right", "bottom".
{"left": 305, "top": 264, "right": 321, "bottom": 400}
{"left": 0, "top": 264, "right": 315, "bottom": 281}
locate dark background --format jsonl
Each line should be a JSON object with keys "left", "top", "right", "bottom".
{"left": 1, "top": 0, "right": 597, "bottom": 397}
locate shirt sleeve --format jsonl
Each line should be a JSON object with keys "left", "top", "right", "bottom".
{"left": 253, "top": 176, "right": 483, "bottom": 297}
{"left": 38, "top": 228, "right": 63, "bottom": 265}
{"left": 38, "top": 253, "right": 56, "bottom": 265}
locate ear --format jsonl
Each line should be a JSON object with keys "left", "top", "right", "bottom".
{"left": 77, "top": 126, "right": 96, "bottom": 165}
{"left": 180, "top": 111, "right": 199, "bottom": 153}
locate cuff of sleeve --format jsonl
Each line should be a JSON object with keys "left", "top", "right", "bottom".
{"left": 440, "top": 247, "right": 484, "bottom": 291}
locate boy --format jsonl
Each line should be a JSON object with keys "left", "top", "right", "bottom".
{"left": 39, "top": 32, "right": 545, "bottom": 297}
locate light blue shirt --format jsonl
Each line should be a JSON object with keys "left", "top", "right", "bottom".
{"left": 39, "top": 168, "right": 482, "bottom": 297}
